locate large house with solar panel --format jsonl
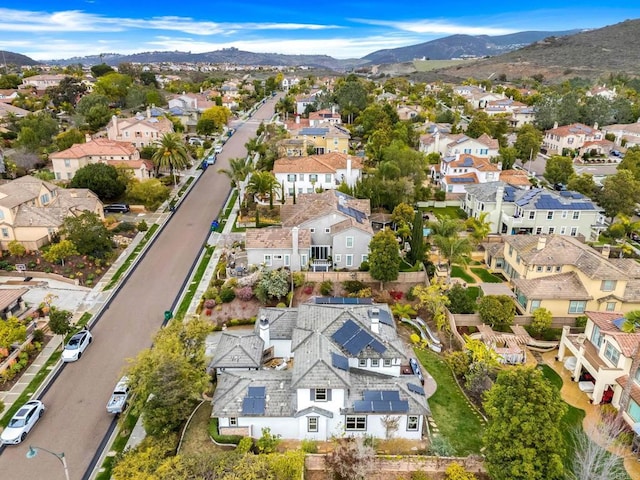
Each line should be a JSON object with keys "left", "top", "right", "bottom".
{"left": 433, "top": 153, "right": 501, "bottom": 194}
{"left": 210, "top": 301, "right": 432, "bottom": 441}
{"left": 557, "top": 311, "right": 640, "bottom": 431}
{"left": 463, "top": 182, "right": 607, "bottom": 240}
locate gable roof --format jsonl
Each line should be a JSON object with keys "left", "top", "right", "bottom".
{"left": 512, "top": 271, "right": 592, "bottom": 300}
{"left": 512, "top": 188, "right": 597, "bottom": 211}
{"left": 245, "top": 227, "right": 311, "bottom": 250}
{"left": 446, "top": 154, "right": 499, "bottom": 171}
{"left": 208, "top": 332, "right": 264, "bottom": 369}
{"left": 50, "top": 138, "right": 137, "bottom": 159}
{"left": 546, "top": 123, "right": 600, "bottom": 137}
{"left": 273, "top": 153, "right": 362, "bottom": 174}
{"left": 586, "top": 311, "right": 640, "bottom": 357}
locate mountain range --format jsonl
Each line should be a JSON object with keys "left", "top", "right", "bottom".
{"left": 0, "top": 29, "right": 583, "bottom": 70}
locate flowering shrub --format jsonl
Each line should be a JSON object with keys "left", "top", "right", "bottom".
{"left": 236, "top": 286, "right": 254, "bottom": 301}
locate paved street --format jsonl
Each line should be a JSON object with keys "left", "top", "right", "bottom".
{"left": 0, "top": 97, "right": 277, "bottom": 480}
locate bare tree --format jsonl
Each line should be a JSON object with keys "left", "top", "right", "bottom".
{"left": 324, "top": 436, "right": 375, "bottom": 480}
{"left": 568, "top": 413, "right": 628, "bottom": 480}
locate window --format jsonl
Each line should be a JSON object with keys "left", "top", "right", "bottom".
{"left": 628, "top": 400, "right": 640, "bottom": 423}
{"left": 371, "top": 358, "right": 379, "bottom": 367}
{"left": 555, "top": 266, "right": 562, "bottom": 272}
{"left": 361, "top": 254, "right": 368, "bottom": 263}
{"left": 310, "top": 174, "right": 318, "bottom": 183}
{"left": 229, "top": 417, "right": 238, "bottom": 426}
{"left": 591, "top": 325, "right": 603, "bottom": 348}
{"left": 335, "top": 254, "right": 341, "bottom": 263}
{"left": 407, "top": 415, "right": 419, "bottom": 431}
{"left": 535, "top": 227, "right": 543, "bottom": 234}
{"left": 573, "top": 211, "right": 580, "bottom": 220}
{"left": 529, "top": 211, "right": 535, "bottom": 220}
{"left": 359, "top": 358, "right": 367, "bottom": 367}
{"left": 345, "top": 415, "right": 366, "bottom": 431}
{"left": 55, "top": 172, "right": 61, "bottom": 180}
{"left": 536, "top": 266, "right": 543, "bottom": 272}
{"left": 383, "top": 358, "right": 392, "bottom": 367}
{"left": 314, "top": 388, "right": 328, "bottom": 401}
{"left": 288, "top": 188, "right": 294, "bottom": 195}
{"left": 548, "top": 227, "right": 555, "bottom": 234}
{"left": 568, "top": 300, "right": 586, "bottom": 314}
{"left": 325, "top": 174, "right": 331, "bottom": 183}
{"left": 601, "top": 280, "right": 617, "bottom": 292}
{"left": 64, "top": 159, "right": 71, "bottom": 167}
{"left": 604, "top": 341, "right": 620, "bottom": 366}
{"left": 547, "top": 211, "right": 554, "bottom": 220}
{"left": 346, "top": 254, "right": 353, "bottom": 267}
{"left": 1, "top": 228, "right": 8, "bottom": 238}
{"left": 310, "top": 228, "right": 315, "bottom": 233}
{"left": 346, "top": 236, "right": 354, "bottom": 248}
{"left": 284, "top": 255, "right": 290, "bottom": 267}
{"left": 562, "top": 210, "right": 568, "bottom": 219}
{"left": 307, "top": 417, "right": 318, "bottom": 432}
{"left": 287, "top": 174, "right": 296, "bottom": 182}
{"left": 546, "top": 266, "right": 552, "bottom": 272}
{"left": 307, "top": 188, "right": 313, "bottom": 193}
{"left": 0, "top": 210, "right": 4, "bottom": 220}
{"left": 40, "top": 193, "right": 50, "bottom": 204}
{"left": 301, "top": 254, "right": 308, "bottom": 266}
{"left": 606, "top": 301, "right": 616, "bottom": 312}
{"left": 570, "top": 227, "right": 578, "bottom": 236}
{"left": 299, "top": 174, "right": 304, "bottom": 181}
{"left": 264, "top": 255, "right": 272, "bottom": 266}
{"left": 508, "top": 246, "right": 513, "bottom": 256}
{"left": 635, "top": 367, "right": 640, "bottom": 384}
{"left": 530, "top": 300, "right": 541, "bottom": 312}
{"left": 560, "top": 226, "right": 566, "bottom": 235}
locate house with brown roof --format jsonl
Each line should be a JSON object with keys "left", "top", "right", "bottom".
{"left": 557, "top": 311, "right": 640, "bottom": 420}
{"left": 309, "top": 109, "right": 341, "bottom": 127}
{"left": 484, "top": 235, "right": 640, "bottom": 317}
{"left": 273, "top": 153, "right": 362, "bottom": 199}
{"left": 20, "top": 74, "right": 67, "bottom": 91}
{"left": 106, "top": 112, "right": 174, "bottom": 149}
{"left": 419, "top": 132, "right": 499, "bottom": 159}
{"left": 245, "top": 227, "right": 311, "bottom": 271}
{"left": 484, "top": 98, "right": 536, "bottom": 128}
{"left": 435, "top": 153, "right": 501, "bottom": 193}
{"left": 50, "top": 138, "right": 152, "bottom": 181}
{"left": 280, "top": 124, "right": 350, "bottom": 157}
{"left": 543, "top": 122, "right": 604, "bottom": 155}
{"left": 0, "top": 175, "right": 103, "bottom": 250}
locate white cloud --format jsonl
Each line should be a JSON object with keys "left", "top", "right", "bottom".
{"left": 353, "top": 18, "right": 516, "bottom": 36}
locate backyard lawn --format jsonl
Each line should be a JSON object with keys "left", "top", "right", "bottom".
{"left": 424, "top": 206, "right": 466, "bottom": 220}
{"left": 450, "top": 265, "right": 475, "bottom": 283}
{"left": 415, "top": 348, "right": 486, "bottom": 455}
{"left": 470, "top": 267, "right": 502, "bottom": 283}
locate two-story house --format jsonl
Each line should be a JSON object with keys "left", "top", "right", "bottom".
{"left": 211, "top": 302, "right": 431, "bottom": 441}
{"left": 281, "top": 125, "right": 350, "bottom": 157}
{"left": 245, "top": 227, "right": 311, "bottom": 272}
{"left": 309, "top": 109, "right": 341, "bottom": 127}
{"left": 420, "top": 132, "right": 499, "bottom": 159}
{"left": 484, "top": 235, "right": 640, "bottom": 317}
{"left": 20, "top": 74, "right": 67, "bottom": 91}
{"left": 167, "top": 92, "right": 219, "bottom": 132}
{"left": 0, "top": 175, "right": 103, "bottom": 250}
{"left": 106, "top": 113, "right": 174, "bottom": 149}
{"left": 543, "top": 122, "right": 604, "bottom": 155}
{"left": 601, "top": 121, "right": 640, "bottom": 149}
{"left": 50, "top": 138, "right": 152, "bottom": 181}
{"left": 273, "top": 153, "right": 362, "bottom": 197}
{"left": 464, "top": 183, "right": 605, "bottom": 239}
{"left": 453, "top": 85, "right": 505, "bottom": 109}
{"left": 484, "top": 98, "right": 536, "bottom": 128}
{"left": 435, "top": 154, "right": 501, "bottom": 193}
{"left": 558, "top": 311, "right": 640, "bottom": 418}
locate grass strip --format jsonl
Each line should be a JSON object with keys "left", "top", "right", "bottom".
{"left": 94, "top": 410, "right": 140, "bottom": 480}
{"left": 103, "top": 224, "right": 159, "bottom": 291}
{"left": 414, "top": 348, "right": 485, "bottom": 455}
{"left": 175, "top": 246, "right": 215, "bottom": 320}
{"left": 470, "top": 267, "right": 502, "bottom": 283}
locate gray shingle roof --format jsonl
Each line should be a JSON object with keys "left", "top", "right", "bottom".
{"left": 464, "top": 181, "right": 507, "bottom": 203}
{"left": 291, "top": 331, "right": 351, "bottom": 389}
{"left": 253, "top": 308, "right": 298, "bottom": 340}
{"left": 208, "top": 332, "right": 264, "bottom": 369}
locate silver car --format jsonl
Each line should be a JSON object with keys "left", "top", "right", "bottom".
{"left": 62, "top": 328, "right": 93, "bottom": 362}
{"left": 0, "top": 400, "right": 45, "bottom": 445}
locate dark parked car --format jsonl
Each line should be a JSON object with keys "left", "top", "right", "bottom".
{"left": 104, "top": 203, "right": 130, "bottom": 214}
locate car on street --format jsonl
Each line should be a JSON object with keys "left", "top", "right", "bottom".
{"left": 214, "top": 144, "right": 223, "bottom": 154}
{"left": 0, "top": 400, "right": 45, "bottom": 445}
{"left": 205, "top": 155, "right": 217, "bottom": 165}
{"left": 103, "top": 203, "right": 130, "bottom": 214}
{"left": 62, "top": 328, "right": 93, "bottom": 362}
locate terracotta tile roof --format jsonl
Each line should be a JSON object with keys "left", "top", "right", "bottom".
{"left": 273, "top": 153, "right": 362, "bottom": 174}
{"left": 476, "top": 133, "right": 500, "bottom": 149}
{"left": 586, "top": 311, "right": 640, "bottom": 357}
{"left": 50, "top": 138, "right": 137, "bottom": 159}
{"left": 443, "top": 172, "right": 479, "bottom": 184}
{"left": 615, "top": 375, "right": 640, "bottom": 405}
{"left": 285, "top": 118, "right": 310, "bottom": 130}
{"left": 499, "top": 169, "right": 531, "bottom": 186}
{"left": 245, "top": 227, "right": 311, "bottom": 250}
{"left": 448, "top": 154, "right": 499, "bottom": 171}
{"left": 546, "top": 123, "right": 600, "bottom": 137}
{"left": 512, "top": 271, "right": 591, "bottom": 300}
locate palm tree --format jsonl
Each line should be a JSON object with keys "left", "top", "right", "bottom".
{"left": 247, "top": 171, "right": 279, "bottom": 206}
{"left": 429, "top": 215, "right": 464, "bottom": 268}
{"left": 616, "top": 214, "right": 640, "bottom": 242}
{"left": 432, "top": 235, "right": 472, "bottom": 283}
{"left": 151, "top": 132, "right": 190, "bottom": 185}
{"left": 622, "top": 310, "right": 640, "bottom": 333}
{"left": 218, "top": 157, "right": 253, "bottom": 207}
{"left": 465, "top": 211, "right": 492, "bottom": 244}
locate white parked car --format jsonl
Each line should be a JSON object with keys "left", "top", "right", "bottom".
{"left": 62, "top": 328, "right": 93, "bottom": 362}
{"left": 0, "top": 400, "right": 45, "bottom": 445}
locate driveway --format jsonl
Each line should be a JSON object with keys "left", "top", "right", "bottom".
{"left": 0, "top": 98, "right": 278, "bottom": 479}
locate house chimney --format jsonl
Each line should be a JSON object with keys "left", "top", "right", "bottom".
{"left": 370, "top": 307, "right": 380, "bottom": 334}
{"left": 259, "top": 315, "right": 270, "bottom": 346}
{"left": 295, "top": 115, "right": 300, "bottom": 124}
{"left": 553, "top": 121, "right": 558, "bottom": 129}
{"left": 593, "top": 122, "right": 599, "bottom": 131}
{"left": 112, "top": 115, "right": 119, "bottom": 137}
{"left": 292, "top": 227, "right": 299, "bottom": 260}
{"left": 601, "top": 244, "right": 611, "bottom": 258}
{"left": 146, "top": 106, "right": 151, "bottom": 119}
{"left": 536, "top": 237, "right": 547, "bottom": 251}
{"left": 85, "top": 133, "right": 92, "bottom": 143}
{"left": 434, "top": 131, "right": 440, "bottom": 154}
{"left": 346, "top": 156, "right": 352, "bottom": 181}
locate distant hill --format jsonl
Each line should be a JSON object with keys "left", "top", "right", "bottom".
{"left": 46, "top": 48, "right": 368, "bottom": 71}
{"left": 431, "top": 19, "right": 640, "bottom": 82}
{"left": 0, "top": 50, "right": 39, "bottom": 67}
{"left": 362, "top": 30, "right": 581, "bottom": 64}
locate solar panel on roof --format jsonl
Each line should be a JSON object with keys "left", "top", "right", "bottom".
{"left": 372, "top": 400, "right": 392, "bottom": 412}
{"left": 369, "top": 339, "right": 386, "bottom": 354}
{"left": 377, "top": 310, "right": 394, "bottom": 326}
{"left": 390, "top": 400, "right": 409, "bottom": 412}
{"left": 332, "top": 319, "right": 361, "bottom": 346}
{"left": 331, "top": 352, "right": 349, "bottom": 371}
{"left": 363, "top": 390, "right": 382, "bottom": 401}
{"left": 353, "top": 400, "right": 371, "bottom": 412}
{"left": 344, "top": 330, "right": 374, "bottom": 356}
{"left": 242, "top": 396, "right": 266, "bottom": 415}
{"left": 381, "top": 391, "right": 400, "bottom": 401}
{"left": 247, "top": 386, "right": 266, "bottom": 398}
{"left": 408, "top": 383, "right": 425, "bottom": 395}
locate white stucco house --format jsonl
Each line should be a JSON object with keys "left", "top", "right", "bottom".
{"left": 210, "top": 301, "right": 432, "bottom": 441}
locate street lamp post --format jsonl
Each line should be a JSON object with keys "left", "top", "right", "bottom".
{"left": 26, "top": 445, "right": 70, "bottom": 480}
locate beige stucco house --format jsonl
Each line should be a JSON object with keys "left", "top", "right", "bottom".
{"left": 20, "top": 74, "right": 67, "bottom": 91}
{"left": 543, "top": 122, "right": 604, "bottom": 155}
{"left": 0, "top": 176, "right": 103, "bottom": 250}
{"left": 280, "top": 124, "right": 350, "bottom": 157}
{"left": 106, "top": 113, "right": 174, "bottom": 149}
{"left": 50, "top": 138, "right": 152, "bottom": 181}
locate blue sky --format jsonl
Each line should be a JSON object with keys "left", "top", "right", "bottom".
{"left": 1, "top": 2, "right": 639, "bottom": 61}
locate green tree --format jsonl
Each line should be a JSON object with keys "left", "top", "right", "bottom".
{"left": 530, "top": 307, "right": 552, "bottom": 336}
{"left": 7, "top": 240, "right": 26, "bottom": 258}
{"left": 247, "top": 171, "right": 279, "bottom": 205}
{"left": 195, "top": 117, "right": 216, "bottom": 137}
{"left": 16, "top": 113, "right": 59, "bottom": 152}
{"left": 368, "top": 228, "right": 401, "bottom": 288}
{"left": 42, "top": 239, "right": 78, "bottom": 266}
{"left": 391, "top": 202, "right": 415, "bottom": 229}
{"left": 218, "top": 157, "right": 253, "bottom": 206}
{"left": 478, "top": 295, "right": 515, "bottom": 330}
{"left": 70, "top": 163, "right": 126, "bottom": 201}
{"left": 334, "top": 76, "right": 369, "bottom": 124}
{"left": 483, "top": 367, "right": 566, "bottom": 480}
{"left": 464, "top": 211, "right": 492, "bottom": 244}
{"left": 200, "top": 105, "right": 232, "bottom": 133}
{"left": 46, "top": 76, "right": 87, "bottom": 108}
{"left": 514, "top": 124, "right": 543, "bottom": 160}
{"left": 47, "top": 308, "right": 73, "bottom": 335}
{"left": 408, "top": 210, "right": 425, "bottom": 265}
{"left": 75, "top": 93, "right": 112, "bottom": 131}
{"left": 0, "top": 316, "right": 27, "bottom": 349}
{"left": 446, "top": 284, "right": 477, "bottom": 314}
{"left": 111, "top": 434, "right": 181, "bottom": 480}
{"left": 55, "top": 128, "right": 86, "bottom": 151}
{"left": 466, "top": 111, "right": 492, "bottom": 138}
{"left": 125, "top": 179, "right": 171, "bottom": 211}
{"left": 414, "top": 279, "right": 451, "bottom": 333}
{"left": 90, "top": 63, "right": 115, "bottom": 78}
{"left": 151, "top": 133, "right": 190, "bottom": 185}
{"left": 597, "top": 169, "right": 640, "bottom": 219}
{"left": 444, "top": 461, "right": 478, "bottom": 479}
{"left": 93, "top": 72, "right": 133, "bottom": 106}
{"left": 618, "top": 148, "right": 640, "bottom": 180}
{"left": 566, "top": 173, "right": 597, "bottom": 197}
{"left": 391, "top": 302, "right": 417, "bottom": 319}
{"left": 543, "top": 155, "right": 574, "bottom": 185}
{"left": 254, "top": 269, "right": 290, "bottom": 303}
{"left": 498, "top": 146, "right": 518, "bottom": 170}
{"left": 432, "top": 235, "right": 472, "bottom": 282}
{"left": 126, "top": 318, "right": 212, "bottom": 436}
{"left": 62, "top": 211, "right": 113, "bottom": 258}
{"left": 256, "top": 427, "right": 281, "bottom": 454}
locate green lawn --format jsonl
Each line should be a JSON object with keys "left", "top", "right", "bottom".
{"left": 470, "top": 267, "right": 502, "bottom": 283}
{"left": 414, "top": 348, "right": 486, "bottom": 455}
{"left": 426, "top": 206, "right": 467, "bottom": 220}
{"left": 450, "top": 265, "right": 475, "bottom": 283}
{"left": 539, "top": 364, "right": 586, "bottom": 463}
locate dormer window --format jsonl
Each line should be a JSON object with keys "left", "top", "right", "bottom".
{"left": 313, "top": 388, "right": 329, "bottom": 402}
